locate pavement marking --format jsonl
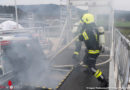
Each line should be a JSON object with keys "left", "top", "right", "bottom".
{"left": 56, "top": 67, "right": 74, "bottom": 90}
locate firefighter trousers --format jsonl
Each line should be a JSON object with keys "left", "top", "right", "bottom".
{"left": 83, "top": 52, "right": 108, "bottom": 85}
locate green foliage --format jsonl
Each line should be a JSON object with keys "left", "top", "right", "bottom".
{"left": 115, "top": 21, "right": 130, "bottom": 40}
{"left": 120, "top": 29, "right": 130, "bottom": 35}
{"left": 115, "top": 21, "right": 130, "bottom": 28}
{"left": 119, "top": 29, "right": 130, "bottom": 40}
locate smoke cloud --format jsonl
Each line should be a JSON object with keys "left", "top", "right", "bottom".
{"left": 1, "top": 30, "right": 68, "bottom": 89}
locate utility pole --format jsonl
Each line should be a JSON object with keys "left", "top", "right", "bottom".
{"left": 14, "top": 0, "right": 19, "bottom": 29}
{"left": 66, "top": 0, "right": 72, "bottom": 43}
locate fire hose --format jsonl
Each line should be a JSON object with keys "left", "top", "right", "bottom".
{"left": 50, "top": 35, "right": 113, "bottom": 68}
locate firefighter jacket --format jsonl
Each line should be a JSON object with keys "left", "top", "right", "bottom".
{"left": 79, "top": 23, "right": 100, "bottom": 54}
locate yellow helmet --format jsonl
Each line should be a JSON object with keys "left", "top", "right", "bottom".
{"left": 81, "top": 13, "right": 95, "bottom": 24}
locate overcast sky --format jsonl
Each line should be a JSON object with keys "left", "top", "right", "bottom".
{"left": 114, "top": 0, "right": 130, "bottom": 11}
{"left": 0, "top": 0, "right": 62, "bottom": 5}
{"left": 0, "top": 0, "right": 130, "bottom": 11}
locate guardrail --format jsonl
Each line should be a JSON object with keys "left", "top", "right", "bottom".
{"left": 113, "top": 29, "right": 130, "bottom": 89}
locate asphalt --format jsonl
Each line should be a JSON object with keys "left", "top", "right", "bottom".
{"left": 52, "top": 47, "right": 109, "bottom": 90}
{"left": 0, "top": 47, "right": 109, "bottom": 90}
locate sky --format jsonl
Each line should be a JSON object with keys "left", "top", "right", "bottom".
{"left": 0, "top": 0, "right": 130, "bottom": 11}
{"left": 0, "top": 0, "right": 63, "bottom": 5}
{"left": 114, "top": 0, "right": 130, "bottom": 11}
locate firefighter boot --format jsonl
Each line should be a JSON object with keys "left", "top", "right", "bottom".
{"left": 94, "top": 69, "right": 108, "bottom": 87}
{"left": 72, "top": 51, "right": 80, "bottom": 61}
{"left": 97, "top": 76, "right": 108, "bottom": 88}
{"left": 100, "top": 79, "right": 108, "bottom": 87}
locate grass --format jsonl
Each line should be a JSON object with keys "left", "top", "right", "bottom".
{"left": 115, "top": 21, "right": 130, "bottom": 28}
{"left": 119, "top": 29, "right": 130, "bottom": 40}
{"left": 114, "top": 21, "right": 130, "bottom": 40}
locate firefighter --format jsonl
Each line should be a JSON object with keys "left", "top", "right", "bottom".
{"left": 72, "top": 19, "right": 106, "bottom": 60}
{"left": 72, "top": 18, "right": 84, "bottom": 60}
{"left": 73, "top": 13, "right": 108, "bottom": 87}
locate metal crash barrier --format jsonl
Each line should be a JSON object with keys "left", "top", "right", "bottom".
{"left": 113, "top": 29, "right": 130, "bottom": 89}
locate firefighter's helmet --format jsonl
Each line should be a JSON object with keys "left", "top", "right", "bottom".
{"left": 81, "top": 13, "right": 95, "bottom": 24}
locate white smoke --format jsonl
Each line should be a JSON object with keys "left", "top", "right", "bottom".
{"left": 2, "top": 34, "right": 68, "bottom": 88}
